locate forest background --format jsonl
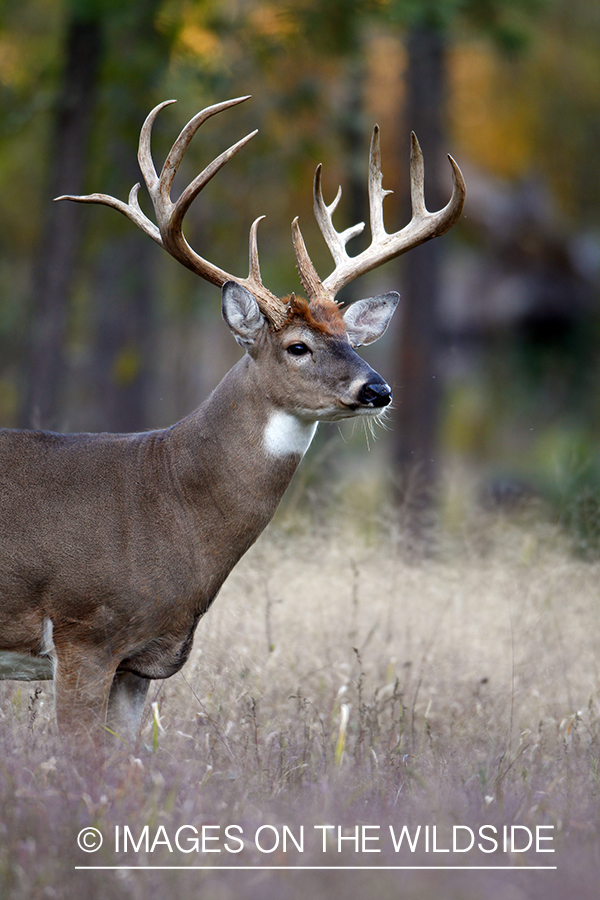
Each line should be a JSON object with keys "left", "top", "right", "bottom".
{"left": 1, "top": 0, "right": 600, "bottom": 541}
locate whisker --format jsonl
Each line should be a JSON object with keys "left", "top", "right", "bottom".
{"left": 362, "top": 418, "right": 372, "bottom": 451}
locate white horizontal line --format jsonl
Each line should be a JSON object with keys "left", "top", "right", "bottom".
{"left": 75, "top": 865, "right": 558, "bottom": 871}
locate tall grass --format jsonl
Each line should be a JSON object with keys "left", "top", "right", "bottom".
{"left": 1, "top": 495, "right": 599, "bottom": 898}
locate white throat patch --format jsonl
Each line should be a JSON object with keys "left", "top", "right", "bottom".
{"left": 263, "top": 411, "right": 317, "bottom": 459}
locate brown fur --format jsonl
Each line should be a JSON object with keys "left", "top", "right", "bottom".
{"left": 281, "top": 295, "right": 346, "bottom": 336}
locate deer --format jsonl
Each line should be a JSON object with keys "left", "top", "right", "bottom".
{"left": 0, "top": 96, "right": 465, "bottom": 755}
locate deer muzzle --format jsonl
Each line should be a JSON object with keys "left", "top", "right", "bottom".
{"left": 357, "top": 379, "right": 392, "bottom": 408}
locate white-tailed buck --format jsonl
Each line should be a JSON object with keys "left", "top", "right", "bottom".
{"left": 0, "top": 97, "right": 465, "bottom": 752}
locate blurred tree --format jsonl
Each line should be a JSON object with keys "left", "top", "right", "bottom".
{"left": 17, "top": 0, "right": 173, "bottom": 431}
{"left": 86, "top": 0, "right": 172, "bottom": 432}
{"left": 383, "top": 0, "right": 546, "bottom": 520}
{"left": 393, "top": 20, "right": 446, "bottom": 511}
{"left": 20, "top": 6, "right": 102, "bottom": 429}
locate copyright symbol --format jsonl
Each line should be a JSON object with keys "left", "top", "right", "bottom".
{"left": 77, "top": 827, "right": 103, "bottom": 852}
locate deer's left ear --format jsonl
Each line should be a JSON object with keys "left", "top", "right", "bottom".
{"left": 343, "top": 292, "right": 400, "bottom": 347}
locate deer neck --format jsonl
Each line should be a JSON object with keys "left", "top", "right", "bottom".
{"left": 166, "top": 355, "right": 316, "bottom": 550}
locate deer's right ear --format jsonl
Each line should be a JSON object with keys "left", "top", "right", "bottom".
{"left": 222, "top": 281, "right": 266, "bottom": 348}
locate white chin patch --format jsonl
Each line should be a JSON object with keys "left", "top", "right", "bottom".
{"left": 263, "top": 411, "right": 317, "bottom": 458}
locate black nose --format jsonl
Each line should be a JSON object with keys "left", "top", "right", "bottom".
{"left": 357, "top": 381, "right": 392, "bottom": 408}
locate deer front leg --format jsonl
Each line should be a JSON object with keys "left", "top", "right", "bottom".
{"left": 106, "top": 670, "right": 150, "bottom": 744}
{"left": 53, "top": 643, "right": 118, "bottom": 760}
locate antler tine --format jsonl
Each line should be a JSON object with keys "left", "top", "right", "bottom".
{"left": 170, "top": 129, "right": 258, "bottom": 236}
{"left": 248, "top": 215, "right": 265, "bottom": 283}
{"left": 55, "top": 183, "right": 164, "bottom": 248}
{"left": 368, "top": 124, "right": 394, "bottom": 242}
{"left": 56, "top": 97, "right": 290, "bottom": 328}
{"left": 408, "top": 131, "right": 427, "bottom": 218}
{"left": 432, "top": 149, "right": 466, "bottom": 234}
{"left": 157, "top": 96, "right": 252, "bottom": 205}
{"left": 294, "top": 127, "right": 466, "bottom": 303}
{"left": 248, "top": 215, "right": 289, "bottom": 329}
{"left": 138, "top": 99, "right": 177, "bottom": 192}
{"left": 292, "top": 216, "right": 327, "bottom": 301}
{"left": 314, "top": 165, "right": 365, "bottom": 268}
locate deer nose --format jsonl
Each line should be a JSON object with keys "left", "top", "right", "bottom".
{"left": 357, "top": 381, "right": 392, "bottom": 408}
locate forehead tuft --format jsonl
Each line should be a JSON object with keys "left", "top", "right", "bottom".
{"left": 282, "top": 295, "right": 346, "bottom": 336}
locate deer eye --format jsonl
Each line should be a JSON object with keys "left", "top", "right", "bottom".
{"left": 287, "top": 342, "right": 311, "bottom": 357}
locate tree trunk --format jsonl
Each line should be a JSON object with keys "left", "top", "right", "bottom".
{"left": 393, "top": 25, "right": 447, "bottom": 516}
{"left": 90, "top": 235, "right": 155, "bottom": 433}
{"left": 87, "top": 0, "right": 171, "bottom": 433}
{"left": 338, "top": 55, "right": 369, "bottom": 305}
{"left": 20, "top": 16, "right": 102, "bottom": 429}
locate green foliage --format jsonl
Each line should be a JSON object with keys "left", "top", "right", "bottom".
{"left": 282, "top": 0, "right": 381, "bottom": 55}
{"left": 543, "top": 437, "right": 600, "bottom": 557}
{"left": 387, "top": 0, "right": 549, "bottom": 51}
{"left": 66, "top": 0, "right": 125, "bottom": 21}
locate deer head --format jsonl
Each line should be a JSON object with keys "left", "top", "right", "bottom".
{"left": 57, "top": 96, "right": 465, "bottom": 426}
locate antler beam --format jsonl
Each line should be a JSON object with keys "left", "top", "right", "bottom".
{"left": 293, "top": 129, "right": 466, "bottom": 304}
{"left": 56, "top": 97, "right": 289, "bottom": 329}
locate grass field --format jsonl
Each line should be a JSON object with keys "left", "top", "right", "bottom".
{"left": 1, "top": 484, "right": 599, "bottom": 899}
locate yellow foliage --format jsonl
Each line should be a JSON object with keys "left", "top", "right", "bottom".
{"left": 442, "top": 383, "right": 493, "bottom": 457}
{"left": 0, "top": 40, "right": 19, "bottom": 87}
{"left": 449, "top": 42, "right": 536, "bottom": 179}
{"left": 177, "top": 23, "right": 222, "bottom": 61}
{"left": 365, "top": 33, "right": 406, "bottom": 125}
{"left": 112, "top": 346, "right": 141, "bottom": 387}
{"left": 248, "top": 3, "right": 297, "bottom": 39}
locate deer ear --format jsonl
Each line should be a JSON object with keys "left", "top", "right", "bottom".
{"left": 222, "top": 281, "right": 266, "bottom": 347}
{"left": 343, "top": 292, "right": 400, "bottom": 347}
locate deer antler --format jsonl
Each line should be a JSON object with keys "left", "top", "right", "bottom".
{"left": 292, "top": 129, "right": 466, "bottom": 303}
{"left": 56, "top": 96, "right": 289, "bottom": 329}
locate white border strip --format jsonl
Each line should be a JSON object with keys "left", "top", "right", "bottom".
{"left": 75, "top": 865, "right": 557, "bottom": 871}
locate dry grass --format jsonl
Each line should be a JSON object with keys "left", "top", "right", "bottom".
{"left": 1, "top": 494, "right": 600, "bottom": 899}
